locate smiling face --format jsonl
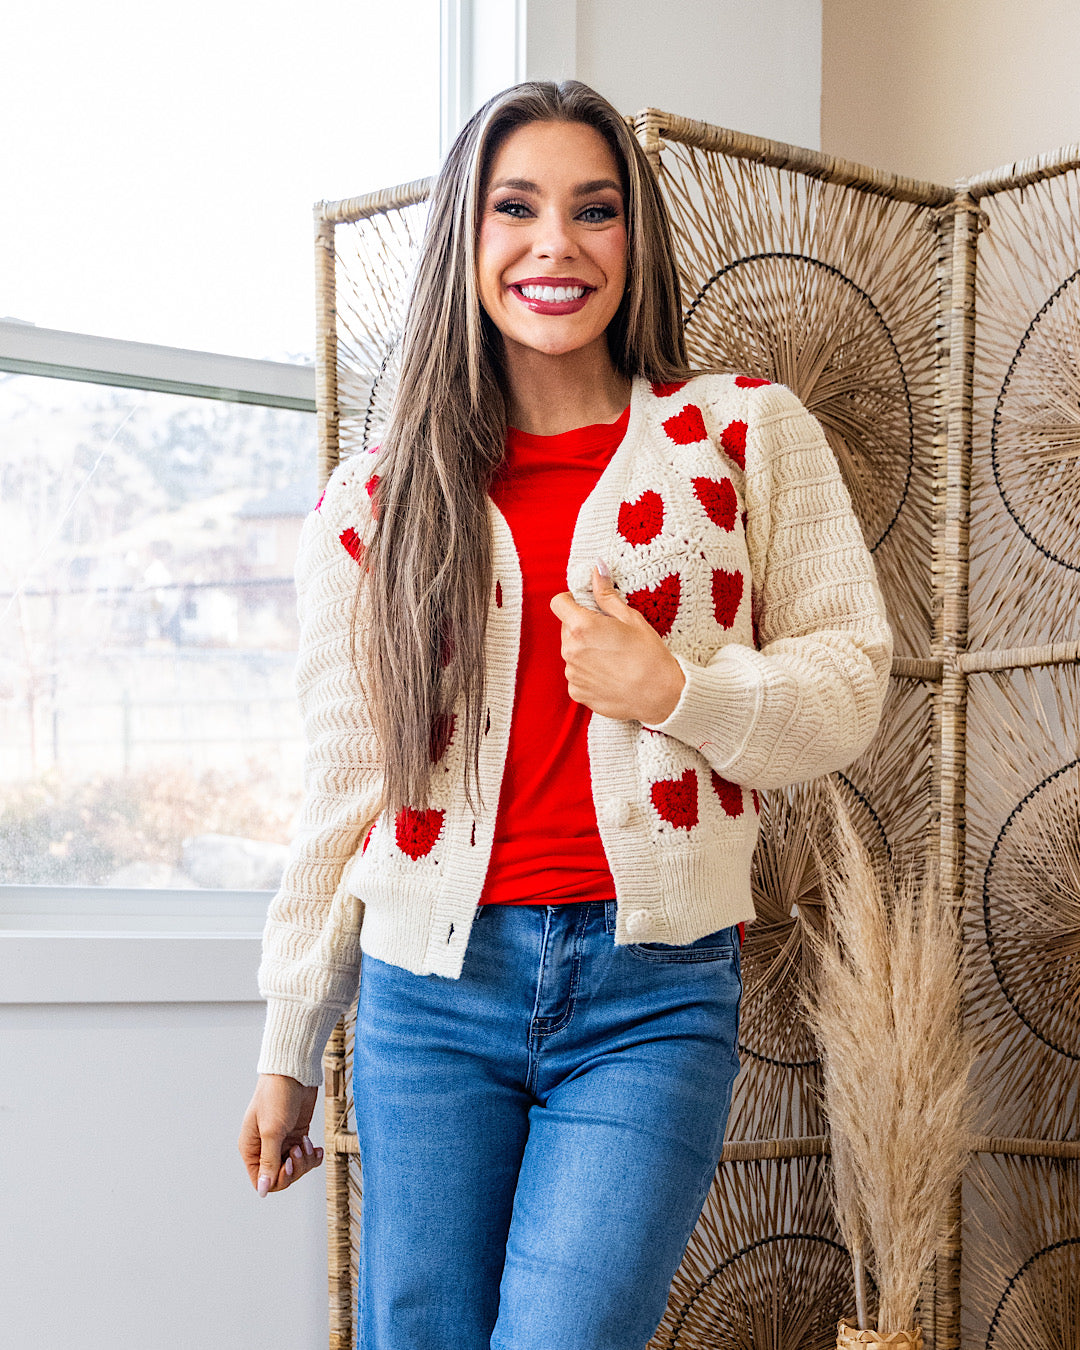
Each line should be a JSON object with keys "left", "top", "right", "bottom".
{"left": 476, "top": 119, "right": 629, "bottom": 371}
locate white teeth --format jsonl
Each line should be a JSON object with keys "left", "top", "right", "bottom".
{"left": 519, "top": 284, "right": 586, "bottom": 301}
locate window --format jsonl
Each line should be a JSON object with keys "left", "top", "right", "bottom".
{"left": 1, "top": 372, "right": 320, "bottom": 889}
{"left": 1, "top": 0, "right": 441, "bottom": 362}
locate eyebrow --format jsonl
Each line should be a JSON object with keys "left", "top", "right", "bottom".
{"left": 488, "top": 176, "right": 623, "bottom": 197}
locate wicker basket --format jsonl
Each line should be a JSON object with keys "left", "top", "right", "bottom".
{"left": 837, "top": 1322, "right": 924, "bottom": 1349}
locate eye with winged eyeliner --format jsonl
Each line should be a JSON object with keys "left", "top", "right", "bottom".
{"left": 492, "top": 198, "right": 620, "bottom": 223}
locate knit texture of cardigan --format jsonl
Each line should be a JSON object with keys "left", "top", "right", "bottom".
{"left": 257, "top": 372, "right": 894, "bottom": 1085}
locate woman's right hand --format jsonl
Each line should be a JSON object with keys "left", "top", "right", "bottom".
{"left": 239, "top": 1073, "right": 325, "bottom": 1196}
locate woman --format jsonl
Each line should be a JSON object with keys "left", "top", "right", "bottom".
{"left": 239, "top": 80, "right": 892, "bottom": 1350}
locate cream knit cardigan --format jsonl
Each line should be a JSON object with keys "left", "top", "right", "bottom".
{"left": 258, "top": 373, "right": 893, "bottom": 1085}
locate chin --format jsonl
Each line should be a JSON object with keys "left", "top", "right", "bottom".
{"left": 518, "top": 328, "right": 610, "bottom": 359}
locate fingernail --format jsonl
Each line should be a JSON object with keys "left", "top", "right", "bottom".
{"left": 257, "top": 1174, "right": 271, "bottom": 1197}
{"left": 285, "top": 1156, "right": 294, "bottom": 1176}
{"left": 596, "top": 557, "right": 611, "bottom": 579}
{"left": 303, "top": 1137, "right": 314, "bottom": 1156}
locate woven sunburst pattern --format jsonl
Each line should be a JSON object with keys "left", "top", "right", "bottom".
{"left": 332, "top": 191, "right": 430, "bottom": 465}
{"left": 963, "top": 1155, "right": 1080, "bottom": 1350}
{"left": 649, "top": 1155, "right": 869, "bottom": 1350}
{"left": 727, "top": 675, "right": 932, "bottom": 1149}
{"left": 655, "top": 132, "right": 943, "bottom": 659}
{"left": 965, "top": 664, "right": 1080, "bottom": 1141}
{"left": 839, "top": 674, "right": 935, "bottom": 891}
{"left": 969, "top": 165, "right": 1080, "bottom": 651}
{"left": 733, "top": 769, "right": 894, "bottom": 1141}
{"left": 766, "top": 670, "right": 937, "bottom": 1118}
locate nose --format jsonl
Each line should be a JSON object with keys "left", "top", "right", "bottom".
{"left": 531, "top": 208, "right": 577, "bottom": 261}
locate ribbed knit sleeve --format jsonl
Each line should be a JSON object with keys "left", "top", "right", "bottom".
{"left": 256, "top": 488, "right": 383, "bottom": 1086}
{"left": 645, "top": 381, "right": 893, "bottom": 788}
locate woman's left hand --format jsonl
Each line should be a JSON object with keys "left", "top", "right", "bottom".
{"left": 550, "top": 564, "right": 686, "bottom": 724}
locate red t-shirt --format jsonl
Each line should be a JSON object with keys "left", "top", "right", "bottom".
{"left": 479, "top": 407, "right": 629, "bottom": 905}
{"left": 478, "top": 405, "right": 746, "bottom": 948}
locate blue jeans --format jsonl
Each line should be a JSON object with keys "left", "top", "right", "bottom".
{"left": 353, "top": 899, "right": 742, "bottom": 1350}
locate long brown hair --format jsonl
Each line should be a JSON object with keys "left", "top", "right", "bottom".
{"left": 360, "top": 80, "right": 691, "bottom": 816}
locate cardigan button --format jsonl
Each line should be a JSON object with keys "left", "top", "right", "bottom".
{"left": 626, "top": 909, "right": 651, "bottom": 938}
{"left": 601, "top": 800, "right": 632, "bottom": 829}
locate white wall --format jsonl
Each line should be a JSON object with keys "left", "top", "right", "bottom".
{"left": 461, "top": 0, "right": 824, "bottom": 149}
{"left": 0, "top": 897, "right": 329, "bottom": 1350}
{"left": 822, "top": 0, "right": 1080, "bottom": 185}
{"left": 572, "top": 0, "right": 822, "bottom": 148}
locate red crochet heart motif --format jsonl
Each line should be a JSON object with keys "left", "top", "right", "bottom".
{"left": 651, "top": 769, "right": 699, "bottom": 830}
{"left": 395, "top": 806, "right": 445, "bottom": 860}
{"left": 339, "top": 527, "right": 365, "bottom": 563}
{"left": 429, "top": 712, "right": 456, "bottom": 764}
{"left": 618, "top": 489, "right": 665, "bottom": 545}
{"left": 651, "top": 379, "right": 688, "bottom": 398}
{"left": 663, "top": 404, "right": 707, "bottom": 445}
{"left": 692, "top": 476, "right": 737, "bottom": 531}
{"left": 627, "top": 573, "right": 680, "bottom": 637}
{"left": 735, "top": 375, "right": 771, "bottom": 388}
{"left": 712, "top": 568, "right": 744, "bottom": 628}
{"left": 363, "top": 473, "right": 381, "bottom": 520}
{"left": 711, "top": 771, "right": 744, "bottom": 818}
{"left": 720, "top": 420, "right": 747, "bottom": 471}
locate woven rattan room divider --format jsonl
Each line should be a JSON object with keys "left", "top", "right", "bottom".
{"left": 310, "top": 111, "right": 1080, "bottom": 1350}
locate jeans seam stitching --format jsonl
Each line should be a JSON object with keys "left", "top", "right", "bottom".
{"left": 525, "top": 910, "right": 553, "bottom": 1094}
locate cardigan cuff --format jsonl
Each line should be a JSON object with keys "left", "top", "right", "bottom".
{"left": 641, "top": 648, "right": 763, "bottom": 774}
{"left": 256, "top": 996, "right": 345, "bottom": 1088}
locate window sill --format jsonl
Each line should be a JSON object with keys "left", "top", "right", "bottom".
{"left": 0, "top": 886, "right": 270, "bottom": 1004}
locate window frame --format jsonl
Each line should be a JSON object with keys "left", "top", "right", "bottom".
{"left": 440, "top": 0, "right": 528, "bottom": 154}
{"left": 0, "top": 329, "right": 316, "bottom": 919}
{"left": 0, "top": 320, "right": 315, "bottom": 412}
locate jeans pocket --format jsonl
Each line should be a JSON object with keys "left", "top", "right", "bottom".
{"left": 627, "top": 925, "right": 737, "bottom": 963}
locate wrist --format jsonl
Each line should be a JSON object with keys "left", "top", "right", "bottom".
{"left": 642, "top": 652, "right": 686, "bottom": 725}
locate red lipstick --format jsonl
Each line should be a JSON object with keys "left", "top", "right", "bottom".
{"left": 509, "top": 276, "right": 595, "bottom": 315}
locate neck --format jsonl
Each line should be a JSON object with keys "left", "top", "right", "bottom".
{"left": 502, "top": 340, "right": 631, "bottom": 435}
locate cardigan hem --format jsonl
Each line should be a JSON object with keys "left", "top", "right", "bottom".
{"left": 354, "top": 839, "right": 759, "bottom": 981}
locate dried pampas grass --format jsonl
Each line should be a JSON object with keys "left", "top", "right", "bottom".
{"left": 805, "top": 781, "right": 974, "bottom": 1335}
